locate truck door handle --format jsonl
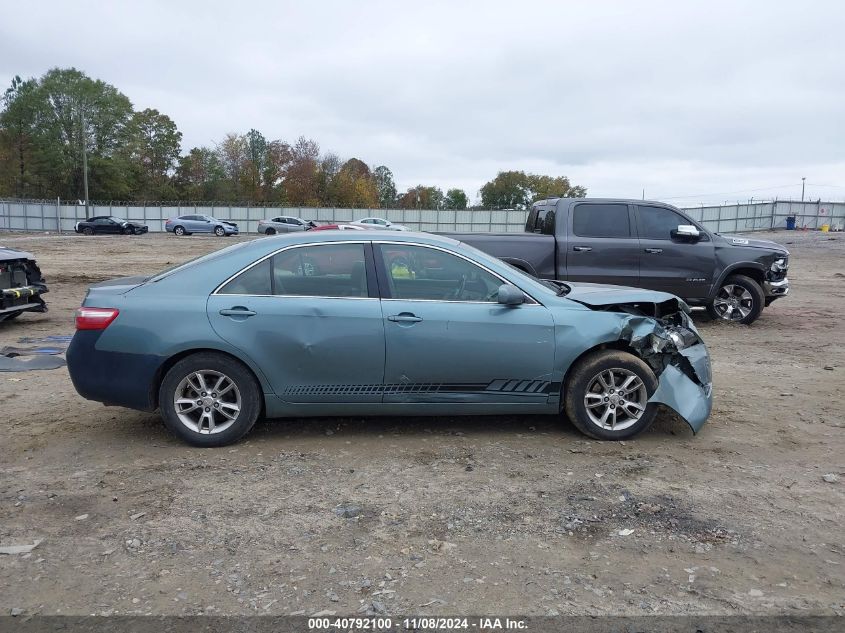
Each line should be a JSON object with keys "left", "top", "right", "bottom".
{"left": 572, "top": 246, "right": 592, "bottom": 252}
{"left": 388, "top": 312, "right": 423, "bottom": 323}
{"left": 644, "top": 248, "right": 664, "bottom": 254}
{"left": 219, "top": 307, "right": 257, "bottom": 317}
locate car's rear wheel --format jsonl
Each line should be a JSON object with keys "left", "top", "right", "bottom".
{"left": 265, "top": 227, "right": 276, "bottom": 235}
{"left": 159, "top": 352, "right": 261, "bottom": 447}
{"left": 173, "top": 226, "right": 186, "bottom": 236}
{"left": 564, "top": 350, "right": 659, "bottom": 440}
{"left": 214, "top": 226, "right": 225, "bottom": 237}
{"left": 83, "top": 227, "right": 94, "bottom": 236}
{"left": 707, "top": 274, "right": 764, "bottom": 324}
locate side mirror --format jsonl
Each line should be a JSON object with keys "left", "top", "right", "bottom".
{"left": 672, "top": 224, "right": 700, "bottom": 241}
{"left": 497, "top": 284, "right": 524, "bottom": 306}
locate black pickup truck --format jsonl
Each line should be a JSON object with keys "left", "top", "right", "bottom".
{"left": 449, "top": 198, "right": 789, "bottom": 324}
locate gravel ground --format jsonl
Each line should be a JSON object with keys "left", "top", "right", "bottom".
{"left": 0, "top": 230, "right": 843, "bottom": 617}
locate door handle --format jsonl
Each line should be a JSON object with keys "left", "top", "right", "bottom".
{"left": 644, "top": 248, "right": 664, "bottom": 254}
{"left": 572, "top": 246, "right": 592, "bottom": 252}
{"left": 387, "top": 313, "right": 423, "bottom": 323}
{"left": 219, "top": 307, "right": 257, "bottom": 317}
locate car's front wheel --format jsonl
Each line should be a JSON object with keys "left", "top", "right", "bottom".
{"left": 214, "top": 226, "right": 226, "bottom": 237}
{"left": 159, "top": 352, "right": 261, "bottom": 447}
{"left": 707, "top": 274, "right": 764, "bottom": 324}
{"left": 564, "top": 350, "right": 659, "bottom": 440}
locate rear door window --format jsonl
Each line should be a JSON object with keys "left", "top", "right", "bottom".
{"left": 572, "top": 204, "right": 631, "bottom": 238}
{"left": 218, "top": 244, "right": 369, "bottom": 298}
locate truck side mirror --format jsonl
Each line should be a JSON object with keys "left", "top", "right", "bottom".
{"left": 672, "top": 224, "right": 700, "bottom": 241}
{"left": 497, "top": 284, "right": 524, "bottom": 306}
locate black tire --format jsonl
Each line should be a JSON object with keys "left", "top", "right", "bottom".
{"left": 132, "top": 227, "right": 143, "bottom": 235}
{"left": 158, "top": 352, "right": 261, "bottom": 447}
{"left": 123, "top": 226, "right": 133, "bottom": 235}
{"left": 706, "top": 274, "right": 764, "bottom": 325}
{"left": 214, "top": 226, "right": 225, "bottom": 237}
{"left": 265, "top": 227, "right": 277, "bottom": 235}
{"left": 564, "top": 350, "right": 659, "bottom": 441}
{"left": 82, "top": 227, "right": 94, "bottom": 236}
{"left": 173, "top": 225, "right": 186, "bottom": 237}
{"left": 0, "top": 310, "right": 22, "bottom": 322}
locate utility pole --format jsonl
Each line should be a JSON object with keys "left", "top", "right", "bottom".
{"left": 81, "top": 111, "right": 90, "bottom": 218}
{"left": 801, "top": 177, "right": 806, "bottom": 202}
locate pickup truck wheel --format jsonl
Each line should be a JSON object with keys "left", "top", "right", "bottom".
{"left": 159, "top": 352, "right": 261, "bottom": 447}
{"left": 707, "top": 274, "right": 764, "bottom": 324}
{"left": 82, "top": 227, "right": 94, "bottom": 236}
{"left": 564, "top": 350, "right": 658, "bottom": 441}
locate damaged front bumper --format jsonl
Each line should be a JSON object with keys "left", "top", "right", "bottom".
{"left": 648, "top": 343, "right": 713, "bottom": 433}
{"left": 617, "top": 306, "right": 713, "bottom": 434}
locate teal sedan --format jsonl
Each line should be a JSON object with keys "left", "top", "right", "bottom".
{"left": 66, "top": 232, "right": 712, "bottom": 447}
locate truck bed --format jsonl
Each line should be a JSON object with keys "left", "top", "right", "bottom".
{"left": 438, "top": 231, "right": 556, "bottom": 278}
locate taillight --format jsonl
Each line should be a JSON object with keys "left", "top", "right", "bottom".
{"left": 76, "top": 307, "right": 119, "bottom": 330}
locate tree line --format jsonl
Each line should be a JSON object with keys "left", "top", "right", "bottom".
{"left": 0, "top": 68, "right": 586, "bottom": 209}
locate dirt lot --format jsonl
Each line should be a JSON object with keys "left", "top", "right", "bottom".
{"left": 0, "top": 230, "right": 843, "bottom": 617}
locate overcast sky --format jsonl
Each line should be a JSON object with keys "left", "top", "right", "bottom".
{"left": 2, "top": 1, "right": 844, "bottom": 205}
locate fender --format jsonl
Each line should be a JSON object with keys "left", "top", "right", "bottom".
{"left": 708, "top": 261, "right": 766, "bottom": 299}
{"left": 499, "top": 257, "right": 539, "bottom": 278}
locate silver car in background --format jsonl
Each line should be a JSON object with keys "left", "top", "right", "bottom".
{"left": 353, "top": 217, "right": 409, "bottom": 231}
{"left": 257, "top": 216, "right": 316, "bottom": 235}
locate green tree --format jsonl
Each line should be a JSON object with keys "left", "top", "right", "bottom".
{"left": 123, "top": 108, "right": 182, "bottom": 198}
{"left": 0, "top": 76, "right": 44, "bottom": 197}
{"left": 444, "top": 188, "right": 468, "bottom": 210}
{"left": 175, "top": 146, "right": 227, "bottom": 200}
{"left": 480, "top": 170, "right": 586, "bottom": 209}
{"left": 330, "top": 158, "right": 378, "bottom": 208}
{"left": 37, "top": 68, "right": 134, "bottom": 199}
{"left": 373, "top": 165, "right": 397, "bottom": 208}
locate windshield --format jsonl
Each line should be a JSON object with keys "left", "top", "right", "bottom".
{"left": 456, "top": 240, "right": 560, "bottom": 299}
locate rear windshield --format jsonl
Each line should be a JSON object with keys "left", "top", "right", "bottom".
{"left": 147, "top": 241, "right": 254, "bottom": 283}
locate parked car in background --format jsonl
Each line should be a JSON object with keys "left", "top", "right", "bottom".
{"left": 0, "top": 246, "right": 48, "bottom": 322}
{"left": 165, "top": 215, "right": 239, "bottom": 237}
{"left": 66, "top": 231, "right": 712, "bottom": 447}
{"left": 447, "top": 198, "right": 790, "bottom": 325}
{"left": 75, "top": 216, "right": 149, "bottom": 236}
{"left": 257, "top": 216, "right": 316, "bottom": 235}
{"left": 309, "top": 223, "right": 379, "bottom": 231}
{"left": 353, "top": 217, "right": 408, "bottom": 231}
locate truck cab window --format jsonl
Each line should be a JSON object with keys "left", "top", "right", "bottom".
{"left": 572, "top": 204, "right": 630, "bottom": 238}
{"left": 637, "top": 205, "right": 688, "bottom": 240}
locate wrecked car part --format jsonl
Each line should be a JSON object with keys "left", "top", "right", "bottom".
{"left": 0, "top": 246, "right": 48, "bottom": 321}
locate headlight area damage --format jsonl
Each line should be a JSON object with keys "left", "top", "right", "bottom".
{"left": 575, "top": 295, "right": 713, "bottom": 433}
{"left": 0, "top": 247, "right": 48, "bottom": 322}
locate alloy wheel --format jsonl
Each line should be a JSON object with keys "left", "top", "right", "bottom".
{"left": 712, "top": 284, "right": 753, "bottom": 321}
{"left": 173, "top": 370, "right": 241, "bottom": 434}
{"left": 583, "top": 368, "right": 648, "bottom": 431}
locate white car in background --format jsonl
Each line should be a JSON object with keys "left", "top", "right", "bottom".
{"left": 352, "top": 217, "right": 409, "bottom": 231}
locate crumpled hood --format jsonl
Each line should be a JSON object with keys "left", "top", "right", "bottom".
{"left": 717, "top": 234, "right": 789, "bottom": 255}
{"left": 0, "top": 246, "right": 36, "bottom": 261}
{"left": 562, "top": 282, "right": 685, "bottom": 311}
